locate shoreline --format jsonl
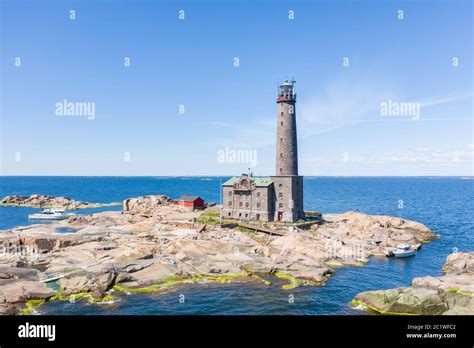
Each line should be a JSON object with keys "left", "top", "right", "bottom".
{"left": 1, "top": 194, "right": 121, "bottom": 210}
{"left": 352, "top": 252, "right": 474, "bottom": 315}
{"left": 0, "top": 194, "right": 437, "bottom": 315}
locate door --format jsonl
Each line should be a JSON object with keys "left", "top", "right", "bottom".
{"left": 277, "top": 212, "right": 283, "bottom": 221}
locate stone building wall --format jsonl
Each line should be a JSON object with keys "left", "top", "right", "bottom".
{"left": 272, "top": 176, "right": 304, "bottom": 222}
{"left": 275, "top": 99, "right": 298, "bottom": 176}
{"left": 221, "top": 185, "right": 274, "bottom": 221}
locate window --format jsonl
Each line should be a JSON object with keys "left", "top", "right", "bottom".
{"left": 280, "top": 112, "right": 283, "bottom": 116}
{"left": 228, "top": 202, "right": 232, "bottom": 206}
{"left": 279, "top": 192, "right": 283, "bottom": 198}
{"left": 228, "top": 191, "right": 232, "bottom": 196}
{"left": 245, "top": 214, "right": 248, "bottom": 218}
{"left": 239, "top": 202, "right": 243, "bottom": 207}
{"left": 257, "top": 203, "right": 261, "bottom": 208}
{"left": 280, "top": 121, "right": 283, "bottom": 126}
{"left": 228, "top": 212, "right": 231, "bottom": 216}
{"left": 280, "top": 153, "right": 283, "bottom": 158}
{"left": 280, "top": 168, "right": 283, "bottom": 174}
{"left": 245, "top": 202, "right": 249, "bottom": 208}
{"left": 280, "top": 138, "right": 283, "bottom": 143}
{"left": 257, "top": 192, "right": 260, "bottom": 198}
{"left": 279, "top": 203, "right": 283, "bottom": 208}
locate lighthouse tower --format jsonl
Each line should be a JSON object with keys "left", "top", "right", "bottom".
{"left": 272, "top": 79, "right": 304, "bottom": 222}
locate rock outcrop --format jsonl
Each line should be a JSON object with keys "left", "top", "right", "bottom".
{"left": 0, "top": 266, "right": 56, "bottom": 315}
{"left": 59, "top": 270, "right": 117, "bottom": 299}
{"left": 0, "top": 195, "right": 120, "bottom": 210}
{"left": 353, "top": 252, "right": 474, "bottom": 315}
{"left": 122, "top": 195, "right": 172, "bottom": 215}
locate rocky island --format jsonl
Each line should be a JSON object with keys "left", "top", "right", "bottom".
{"left": 1, "top": 194, "right": 120, "bottom": 210}
{"left": 0, "top": 195, "right": 437, "bottom": 315}
{"left": 353, "top": 252, "right": 474, "bottom": 315}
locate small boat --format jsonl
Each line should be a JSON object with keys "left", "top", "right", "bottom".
{"left": 287, "top": 226, "right": 300, "bottom": 233}
{"left": 392, "top": 244, "right": 417, "bottom": 258}
{"left": 28, "top": 208, "right": 71, "bottom": 220}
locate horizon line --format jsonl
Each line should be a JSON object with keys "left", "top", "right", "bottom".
{"left": 0, "top": 175, "right": 472, "bottom": 178}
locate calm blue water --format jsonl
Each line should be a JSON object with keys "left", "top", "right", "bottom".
{"left": 0, "top": 176, "right": 473, "bottom": 315}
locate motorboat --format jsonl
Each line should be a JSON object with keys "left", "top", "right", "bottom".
{"left": 392, "top": 244, "right": 417, "bottom": 258}
{"left": 287, "top": 226, "right": 300, "bottom": 233}
{"left": 28, "top": 208, "right": 71, "bottom": 220}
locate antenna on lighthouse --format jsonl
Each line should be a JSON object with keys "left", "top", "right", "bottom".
{"left": 291, "top": 77, "right": 296, "bottom": 95}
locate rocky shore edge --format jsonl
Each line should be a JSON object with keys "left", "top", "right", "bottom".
{"left": 0, "top": 194, "right": 437, "bottom": 315}
{"left": 352, "top": 252, "right": 474, "bottom": 315}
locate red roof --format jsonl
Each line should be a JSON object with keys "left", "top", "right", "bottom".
{"left": 179, "top": 195, "right": 203, "bottom": 203}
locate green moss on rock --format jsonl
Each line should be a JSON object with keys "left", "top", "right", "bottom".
{"left": 446, "top": 288, "right": 473, "bottom": 297}
{"left": 351, "top": 299, "right": 420, "bottom": 316}
{"left": 273, "top": 272, "right": 303, "bottom": 290}
{"left": 20, "top": 299, "right": 46, "bottom": 315}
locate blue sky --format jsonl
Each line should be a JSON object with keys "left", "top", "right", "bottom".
{"left": 1, "top": 0, "right": 472, "bottom": 176}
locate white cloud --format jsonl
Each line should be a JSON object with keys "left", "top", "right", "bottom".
{"left": 298, "top": 73, "right": 396, "bottom": 138}
{"left": 298, "top": 74, "right": 473, "bottom": 137}
{"left": 420, "top": 93, "right": 474, "bottom": 108}
{"left": 301, "top": 145, "right": 474, "bottom": 165}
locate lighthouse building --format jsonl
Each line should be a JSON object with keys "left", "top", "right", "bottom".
{"left": 221, "top": 80, "right": 304, "bottom": 222}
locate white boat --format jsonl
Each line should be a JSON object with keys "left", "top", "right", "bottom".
{"left": 392, "top": 244, "right": 417, "bottom": 258}
{"left": 287, "top": 226, "right": 300, "bottom": 233}
{"left": 28, "top": 208, "right": 71, "bottom": 220}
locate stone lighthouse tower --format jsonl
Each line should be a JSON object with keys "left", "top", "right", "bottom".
{"left": 272, "top": 79, "right": 304, "bottom": 222}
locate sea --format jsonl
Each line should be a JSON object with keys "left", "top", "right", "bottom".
{"left": 0, "top": 176, "right": 472, "bottom": 315}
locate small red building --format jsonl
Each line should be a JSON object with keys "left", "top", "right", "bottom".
{"left": 177, "top": 195, "right": 205, "bottom": 210}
